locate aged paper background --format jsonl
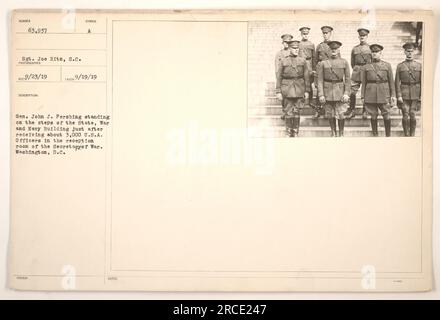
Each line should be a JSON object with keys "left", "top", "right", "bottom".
{"left": 6, "top": 8, "right": 435, "bottom": 292}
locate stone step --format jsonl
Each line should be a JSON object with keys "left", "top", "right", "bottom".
{"left": 264, "top": 75, "right": 420, "bottom": 92}
{"left": 248, "top": 126, "right": 421, "bottom": 138}
{"left": 256, "top": 98, "right": 362, "bottom": 114}
{"left": 249, "top": 105, "right": 288, "bottom": 115}
{"left": 252, "top": 37, "right": 422, "bottom": 44}
{"left": 248, "top": 115, "right": 420, "bottom": 128}
{"left": 264, "top": 89, "right": 365, "bottom": 99}
{"left": 249, "top": 105, "right": 318, "bottom": 116}
{"left": 262, "top": 96, "right": 365, "bottom": 106}
{"left": 249, "top": 105, "right": 391, "bottom": 116}
{"left": 250, "top": 39, "right": 418, "bottom": 48}
{"left": 248, "top": 105, "right": 419, "bottom": 117}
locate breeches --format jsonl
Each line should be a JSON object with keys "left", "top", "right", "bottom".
{"left": 284, "top": 98, "right": 304, "bottom": 118}
{"left": 350, "top": 80, "right": 361, "bottom": 95}
{"left": 401, "top": 100, "right": 420, "bottom": 120}
{"left": 324, "top": 101, "right": 348, "bottom": 120}
{"left": 364, "top": 103, "right": 391, "bottom": 120}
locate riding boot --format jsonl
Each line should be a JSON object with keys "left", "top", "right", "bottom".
{"left": 345, "top": 94, "right": 356, "bottom": 119}
{"left": 329, "top": 118, "right": 337, "bottom": 137}
{"left": 384, "top": 119, "right": 391, "bottom": 137}
{"left": 410, "top": 118, "right": 417, "bottom": 136}
{"left": 280, "top": 98, "right": 286, "bottom": 120}
{"left": 402, "top": 118, "right": 410, "bottom": 137}
{"left": 338, "top": 119, "right": 345, "bottom": 137}
{"left": 309, "top": 94, "right": 316, "bottom": 108}
{"left": 362, "top": 106, "right": 368, "bottom": 119}
{"left": 285, "top": 118, "right": 292, "bottom": 137}
{"left": 292, "top": 117, "right": 300, "bottom": 137}
{"left": 312, "top": 107, "right": 321, "bottom": 119}
{"left": 371, "top": 119, "right": 378, "bottom": 136}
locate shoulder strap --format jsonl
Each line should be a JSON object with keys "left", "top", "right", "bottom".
{"left": 320, "top": 43, "right": 331, "bottom": 60}
{"left": 359, "top": 52, "right": 368, "bottom": 63}
{"left": 403, "top": 62, "right": 418, "bottom": 81}
{"left": 325, "top": 60, "right": 341, "bottom": 80}
{"left": 324, "top": 45, "right": 331, "bottom": 59}
{"left": 370, "top": 62, "right": 385, "bottom": 81}
{"left": 289, "top": 57, "right": 301, "bottom": 74}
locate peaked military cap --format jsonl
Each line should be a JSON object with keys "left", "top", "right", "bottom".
{"left": 289, "top": 40, "right": 300, "bottom": 48}
{"left": 370, "top": 44, "right": 384, "bottom": 52}
{"left": 328, "top": 40, "right": 342, "bottom": 49}
{"left": 280, "top": 34, "right": 294, "bottom": 41}
{"left": 402, "top": 42, "right": 416, "bottom": 50}
{"left": 299, "top": 26, "right": 310, "bottom": 33}
{"left": 357, "top": 28, "right": 370, "bottom": 36}
{"left": 321, "top": 26, "right": 333, "bottom": 32}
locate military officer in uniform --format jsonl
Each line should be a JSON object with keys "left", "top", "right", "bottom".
{"left": 361, "top": 44, "right": 397, "bottom": 137}
{"left": 313, "top": 26, "right": 334, "bottom": 119}
{"left": 275, "top": 34, "right": 294, "bottom": 120}
{"left": 314, "top": 26, "right": 333, "bottom": 69}
{"left": 345, "top": 28, "right": 372, "bottom": 120}
{"left": 317, "top": 41, "right": 350, "bottom": 137}
{"left": 276, "top": 40, "right": 311, "bottom": 137}
{"left": 298, "top": 27, "right": 315, "bottom": 107}
{"left": 395, "top": 42, "right": 421, "bottom": 136}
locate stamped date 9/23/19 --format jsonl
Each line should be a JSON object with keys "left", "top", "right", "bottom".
{"left": 172, "top": 304, "right": 267, "bottom": 318}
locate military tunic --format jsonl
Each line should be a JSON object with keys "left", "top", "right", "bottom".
{"left": 395, "top": 60, "right": 421, "bottom": 100}
{"left": 299, "top": 39, "right": 315, "bottom": 93}
{"left": 299, "top": 40, "right": 315, "bottom": 70}
{"left": 275, "top": 49, "right": 291, "bottom": 77}
{"left": 313, "top": 41, "right": 332, "bottom": 106}
{"left": 395, "top": 59, "right": 422, "bottom": 120}
{"left": 361, "top": 60, "right": 395, "bottom": 104}
{"left": 276, "top": 55, "right": 311, "bottom": 118}
{"left": 350, "top": 43, "right": 372, "bottom": 94}
{"left": 314, "top": 41, "right": 331, "bottom": 70}
{"left": 317, "top": 57, "right": 351, "bottom": 119}
{"left": 317, "top": 58, "right": 350, "bottom": 101}
{"left": 361, "top": 60, "right": 396, "bottom": 119}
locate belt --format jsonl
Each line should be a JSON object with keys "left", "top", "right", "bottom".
{"left": 305, "top": 57, "right": 312, "bottom": 60}
{"left": 367, "top": 80, "right": 388, "bottom": 84}
{"left": 283, "top": 76, "right": 304, "bottom": 80}
{"left": 324, "top": 79, "right": 343, "bottom": 83}
{"left": 401, "top": 81, "right": 420, "bottom": 85}
{"left": 355, "top": 63, "right": 367, "bottom": 66}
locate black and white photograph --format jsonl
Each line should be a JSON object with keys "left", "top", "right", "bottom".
{"left": 247, "top": 21, "right": 423, "bottom": 137}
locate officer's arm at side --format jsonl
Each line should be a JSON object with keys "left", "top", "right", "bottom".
{"left": 304, "top": 59, "right": 311, "bottom": 92}
{"left": 274, "top": 52, "right": 280, "bottom": 72}
{"left": 395, "top": 64, "right": 402, "bottom": 99}
{"left": 313, "top": 44, "right": 319, "bottom": 71}
{"left": 317, "top": 61, "right": 324, "bottom": 98}
{"left": 344, "top": 60, "right": 351, "bottom": 96}
{"left": 350, "top": 48, "right": 355, "bottom": 69}
{"left": 388, "top": 62, "right": 396, "bottom": 98}
{"left": 275, "top": 61, "right": 283, "bottom": 94}
{"left": 360, "top": 66, "right": 366, "bottom": 100}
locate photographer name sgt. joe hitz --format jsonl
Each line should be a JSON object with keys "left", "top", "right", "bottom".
{"left": 275, "top": 26, "right": 422, "bottom": 137}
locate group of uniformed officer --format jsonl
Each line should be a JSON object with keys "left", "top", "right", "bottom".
{"left": 274, "top": 26, "right": 422, "bottom": 137}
